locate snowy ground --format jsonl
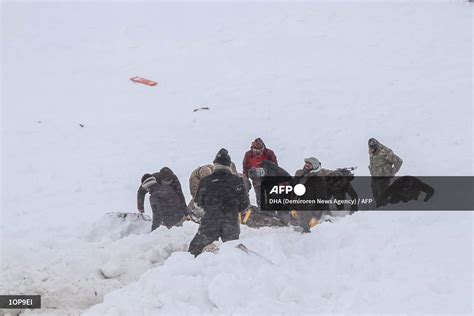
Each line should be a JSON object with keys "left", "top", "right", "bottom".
{"left": 1, "top": 1, "right": 473, "bottom": 315}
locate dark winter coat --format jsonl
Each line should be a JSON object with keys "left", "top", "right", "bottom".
{"left": 294, "top": 170, "right": 329, "bottom": 208}
{"left": 325, "top": 169, "right": 358, "bottom": 213}
{"left": 245, "top": 160, "right": 291, "bottom": 226}
{"left": 195, "top": 167, "right": 249, "bottom": 217}
{"left": 260, "top": 160, "right": 291, "bottom": 177}
{"left": 188, "top": 167, "right": 250, "bottom": 256}
{"left": 383, "top": 176, "right": 435, "bottom": 204}
{"left": 137, "top": 169, "right": 187, "bottom": 227}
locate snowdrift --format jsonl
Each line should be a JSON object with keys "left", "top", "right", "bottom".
{"left": 85, "top": 211, "right": 472, "bottom": 315}
{"left": 86, "top": 212, "right": 152, "bottom": 243}
{"left": 0, "top": 218, "right": 198, "bottom": 314}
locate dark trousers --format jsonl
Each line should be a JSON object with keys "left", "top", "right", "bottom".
{"left": 151, "top": 204, "right": 183, "bottom": 231}
{"left": 371, "top": 177, "right": 391, "bottom": 207}
{"left": 151, "top": 203, "right": 163, "bottom": 231}
{"left": 188, "top": 213, "right": 240, "bottom": 256}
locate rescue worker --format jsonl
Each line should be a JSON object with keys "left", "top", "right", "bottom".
{"left": 137, "top": 167, "right": 187, "bottom": 231}
{"left": 188, "top": 148, "right": 250, "bottom": 256}
{"left": 368, "top": 138, "right": 403, "bottom": 207}
{"left": 242, "top": 138, "right": 278, "bottom": 207}
{"left": 292, "top": 157, "right": 329, "bottom": 232}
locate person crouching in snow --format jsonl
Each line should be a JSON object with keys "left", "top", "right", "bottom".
{"left": 242, "top": 138, "right": 278, "bottom": 208}
{"left": 292, "top": 157, "right": 329, "bottom": 232}
{"left": 137, "top": 167, "right": 187, "bottom": 231}
{"left": 244, "top": 160, "right": 292, "bottom": 227}
{"left": 188, "top": 148, "right": 250, "bottom": 257}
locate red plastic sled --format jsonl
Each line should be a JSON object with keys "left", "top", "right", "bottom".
{"left": 130, "top": 76, "right": 158, "bottom": 86}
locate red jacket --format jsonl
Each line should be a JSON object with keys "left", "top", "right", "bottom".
{"left": 242, "top": 148, "right": 278, "bottom": 176}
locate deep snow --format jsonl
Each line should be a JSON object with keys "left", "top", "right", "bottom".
{"left": 86, "top": 212, "right": 472, "bottom": 315}
{"left": 1, "top": 1, "right": 473, "bottom": 315}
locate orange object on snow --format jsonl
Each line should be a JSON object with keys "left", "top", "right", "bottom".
{"left": 130, "top": 76, "right": 158, "bottom": 86}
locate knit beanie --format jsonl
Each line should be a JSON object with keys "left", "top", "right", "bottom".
{"left": 213, "top": 148, "right": 232, "bottom": 167}
{"left": 304, "top": 157, "right": 321, "bottom": 172}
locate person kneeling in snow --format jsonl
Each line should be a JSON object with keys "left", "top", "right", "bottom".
{"left": 243, "top": 160, "right": 292, "bottom": 228}
{"left": 292, "top": 157, "right": 329, "bottom": 232}
{"left": 188, "top": 148, "right": 250, "bottom": 257}
{"left": 242, "top": 138, "right": 278, "bottom": 208}
{"left": 137, "top": 167, "right": 187, "bottom": 231}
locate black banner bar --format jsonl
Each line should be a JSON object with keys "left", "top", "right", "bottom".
{"left": 260, "top": 176, "right": 474, "bottom": 211}
{"left": 0, "top": 295, "right": 41, "bottom": 309}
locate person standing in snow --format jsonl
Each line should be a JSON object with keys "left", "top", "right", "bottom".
{"left": 187, "top": 162, "right": 250, "bottom": 222}
{"left": 368, "top": 138, "right": 403, "bottom": 207}
{"left": 242, "top": 138, "right": 278, "bottom": 208}
{"left": 137, "top": 167, "right": 187, "bottom": 231}
{"left": 292, "top": 157, "right": 329, "bottom": 232}
{"left": 188, "top": 162, "right": 239, "bottom": 210}
{"left": 188, "top": 148, "right": 250, "bottom": 256}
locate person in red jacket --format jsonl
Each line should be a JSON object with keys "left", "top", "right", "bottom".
{"left": 242, "top": 138, "right": 278, "bottom": 207}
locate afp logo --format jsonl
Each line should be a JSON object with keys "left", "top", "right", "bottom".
{"left": 269, "top": 183, "right": 306, "bottom": 196}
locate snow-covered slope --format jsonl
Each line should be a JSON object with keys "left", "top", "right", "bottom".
{"left": 1, "top": 1, "right": 472, "bottom": 315}
{"left": 86, "top": 212, "right": 472, "bottom": 315}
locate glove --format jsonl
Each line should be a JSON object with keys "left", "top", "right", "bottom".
{"left": 309, "top": 217, "right": 319, "bottom": 228}
{"left": 241, "top": 208, "right": 252, "bottom": 224}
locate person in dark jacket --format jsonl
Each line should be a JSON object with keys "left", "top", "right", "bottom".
{"left": 383, "top": 176, "right": 434, "bottom": 204}
{"left": 242, "top": 138, "right": 278, "bottom": 207}
{"left": 325, "top": 168, "right": 358, "bottom": 214}
{"left": 244, "top": 160, "right": 292, "bottom": 227}
{"left": 293, "top": 157, "right": 329, "bottom": 233}
{"left": 137, "top": 167, "right": 187, "bottom": 231}
{"left": 188, "top": 148, "right": 250, "bottom": 257}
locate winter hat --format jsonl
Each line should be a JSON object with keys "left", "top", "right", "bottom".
{"left": 141, "top": 173, "right": 152, "bottom": 184}
{"left": 368, "top": 138, "right": 380, "bottom": 149}
{"left": 213, "top": 148, "right": 232, "bottom": 167}
{"left": 304, "top": 157, "right": 321, "bottom": 172}
{"left": 159, "top": 167, "right": 174, "bottom": 181}
{"left": 141, "top": 173, "right": 157, "bottom": 190}
{"left": 213, "top": 148, "right": 231, "bottom": 167}
{"left": 251, "top": 138, "right": 264, "bottom": 149}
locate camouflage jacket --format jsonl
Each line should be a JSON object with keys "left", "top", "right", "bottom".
{"left": 368, "top": 144, "right": 403, "bottom": 176}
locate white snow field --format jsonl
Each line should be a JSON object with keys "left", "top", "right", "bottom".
{"left": 1, "top": 1, "right": 473, "bottom": 315}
